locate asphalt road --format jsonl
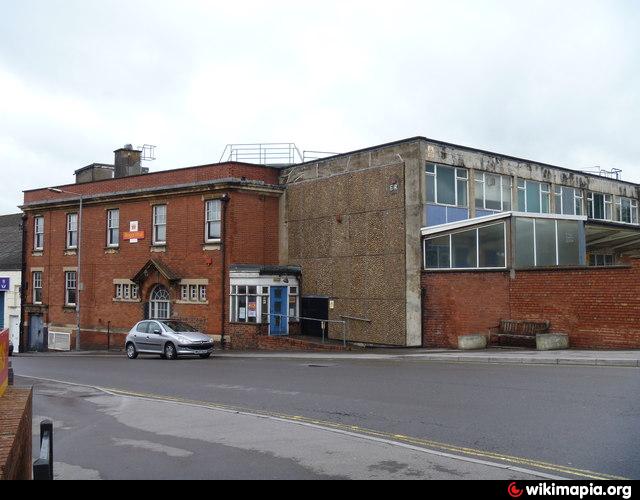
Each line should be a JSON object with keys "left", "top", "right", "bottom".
{"left": 12, "top": 354, "right": 640, "bottom": 479}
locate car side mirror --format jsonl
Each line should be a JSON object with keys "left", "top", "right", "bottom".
{"left": 153, "top": 329, "right": 162, "bottom": 335}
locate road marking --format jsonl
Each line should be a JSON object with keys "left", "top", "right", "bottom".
{"left": 20, "top": 375, "right": 629, "bottom": 481}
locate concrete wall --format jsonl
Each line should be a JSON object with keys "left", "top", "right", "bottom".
{"left": 281, "top": 141, "right": 423, "bottom": 346}
{"left": 422, "top": 258, "right": 640, "bottom": 349}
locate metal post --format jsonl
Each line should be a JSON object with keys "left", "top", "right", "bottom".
{"left": 343, "top": 321, "right": 347, "bottom": 348}
{"left": 321, "top": 321, "right": 326, "bottom": 344}
{"left": 33, "top": 419, "right": 54, "bottom": 480}
{"left": 76, "top": 195, "right": 83, "bottom": 351}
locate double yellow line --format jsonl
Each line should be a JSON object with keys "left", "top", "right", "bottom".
{"left": 103, "top": 386, "right": 628, "bottom": 481}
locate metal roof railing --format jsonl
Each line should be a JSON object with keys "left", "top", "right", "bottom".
{"left": 219, "top": 143, "right": 304, "bottom": 166}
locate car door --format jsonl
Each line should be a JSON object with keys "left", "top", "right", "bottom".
{"left": 146, "top": 321, "right": 165, "bottom": 354}
{"left": 133, "top": 321, "right": 154, "bottom": 353}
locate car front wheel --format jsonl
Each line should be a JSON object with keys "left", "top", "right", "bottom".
{"left": 126, "top": 343, "right": 138, "bottom": 360}
{"left": 164, "top": 343, "right": 178, "bottom": 360}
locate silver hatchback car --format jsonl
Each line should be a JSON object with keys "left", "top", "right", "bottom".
{"left": 125, "top": 320, "right": 214, "bottom": 360}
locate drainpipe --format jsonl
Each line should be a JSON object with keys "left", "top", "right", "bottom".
{"left": 220, "top": 194, "right": 230, "bottom": 349}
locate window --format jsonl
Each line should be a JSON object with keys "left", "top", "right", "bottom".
{"left": 180, "top": 284, "right": 207, "bottom": 303}
{"left": 150, "top": 285, "right": 170, "bottom": 319}
{"left": 34, "top": 216, "right": 44, "bottom": 251}
{"left": 615, "top": 197, "right": 639, "bottom": 224}
{"left": 107, "top": 209, "right": 119, "bottom": 247}
{"left": 33, "top": 272, "right": 43, "bottom": 304}
{"left": 426, "top": 164, "right": 468, "bottom": 207}
{"left": 554, "top": 187, "right": 583, "bottom": 216}
{"left": 423, "top": 223, "right": 506, "bottom": 270}
{"left": 587, "top": 193, "right": 613, "bottom": 221}
{"left": 114, "top": 282, "right": 138, "bottom": 301}
{"left": 205, "top": 200, "right": 222, "bottom": 242}
{"left": 67, "top": 213, "right": 78, "bottom": 249}
{"left": 289, "top": 287, "right": 299, "bottom": 321}
{"left": 514, "top": 217, "right": 582, "bottom": 268}
{"left": 153, "top": 205, "right": 167, "bottom": 245}
{"left": 230, "top": 285, "right": 270, "bottom": 324}
{"left": 517, "top": 180, "right": 550, "bottom": 214}
{"left": 475, "top": 172, "right": 512, "bottom": 212}
{"left": 588, "top": 254, "right": 615, "bottom": 267}
{"left": 65, "top": 271, "right": 77, "bottom": 306}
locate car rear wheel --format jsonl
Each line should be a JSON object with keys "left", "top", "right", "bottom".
{"left": 126, "top": 343, "right": 138, "bottom": 360}
{"left": 164, "top": 343, "right": 178, "bottom": 360}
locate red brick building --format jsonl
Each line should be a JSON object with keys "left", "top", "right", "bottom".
{"left": 20, "top": 147, "right": 290, "bottom": 351}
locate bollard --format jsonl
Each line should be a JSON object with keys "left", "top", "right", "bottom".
{"left": 8, "top": 359, "right": 13, "bottom": 386}
{"left": 33, "top": 420, "right": 54, "bottom": 480}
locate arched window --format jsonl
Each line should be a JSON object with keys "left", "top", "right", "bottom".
{"left": 150, "top": 285, "right": 171, "bottom": 319}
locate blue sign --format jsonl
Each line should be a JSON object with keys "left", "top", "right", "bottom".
{"left": 0, "top": 278, "right": 9, "bottom": 291}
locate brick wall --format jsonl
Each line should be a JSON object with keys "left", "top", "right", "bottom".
{"left": 23, "top": 166, "right": 281, "bottom": 349}
{"left": 422, "top": 258, "right": 640, "bottom": 349}
{"left": 0, "top": 388, "right": 33, "bottom": 480}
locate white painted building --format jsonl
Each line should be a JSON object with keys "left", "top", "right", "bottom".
{"left": 0, "top": 214, "right": 23, "bottom": 353}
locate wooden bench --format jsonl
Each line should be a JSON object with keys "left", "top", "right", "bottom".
{"left": 489, "top": 320, "right": 550, "bottom": 348}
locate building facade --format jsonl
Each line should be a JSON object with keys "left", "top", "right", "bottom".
{"left": 0, "top": 214, "right": 23, "bottom": 353}
{"left": 19, "top": 138, "right": 640, "bottom": 351}
{"left": 281, "top": 137, "right": 640, "bottom": 348}
{"left": 20, "top": 147, "right": 288, "bottom": 351}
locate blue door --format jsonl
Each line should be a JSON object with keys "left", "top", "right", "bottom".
{"left": 0, "top": 292, "right": 4, "bottom": 330}
{"left": 269, "top": 287, "right": 288, "bottom": 336}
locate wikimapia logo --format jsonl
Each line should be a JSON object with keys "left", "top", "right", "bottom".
{"left": 507, "top": 483, "right": 632, "bottom": 500}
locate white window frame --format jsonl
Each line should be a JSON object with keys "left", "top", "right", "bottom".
{"left": 423, "top": 222, "right": 508, "bottom": 271}
{"left": 115, "top": 284, "right": 123, "bottom": 300}
{"left": 426, "top": 163, "right": 469, "bottom": 208}
{"left": 67, "top": 213, "right": 78, "bottom": 249}
{"left": 517, "top": 180, "right": 551, "bottom": 214}
{"left": 33, "top": 271, "right": 43, "bottom": 304}
{"left": 65, "top": 271, "right": 77, "bottom": 306}
{"left": 205, "top": 200, "right": 222, "bottom": 242}
{"left": 587, "top": 192, "right": 613, "bottom": 221}
{"left": 615, "top": 197, "right": 639, "bottom": 225}
{"left": 34, "top": 216, "right": 45, "bottom": 251}
{"left": 230, "top": 285, "right": 265, "bottom": 324}
{"left": 475, "top": 172, "right": 512, "bottom": 212}
{"left": 107, "top": 209, "right": 120, "bottom": 247}
{"left": 199, "top": 285, "right": 207, "bottom": 302}
{"left": 152, "top": 205, "right": 167, "bottom": 245}
{"left": 554, "top": 186, "right": 583, "bottom": 216}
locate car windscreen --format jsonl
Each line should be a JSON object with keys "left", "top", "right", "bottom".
{"left": 162, "top": 321, "right": 198, "bottom": 333}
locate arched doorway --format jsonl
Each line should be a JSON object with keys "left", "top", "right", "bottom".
{"left": 150, "top": 285, "right": 171, "bottom": 319}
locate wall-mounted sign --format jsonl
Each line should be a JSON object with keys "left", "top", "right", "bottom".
{"left": 130, "top": 221, "right": 139, "bottom": 232}
{"left": 124, "top": 231, "right": 146, "bottom": 241}
{"left": 0, "top": 278, "right": 9, "bottom": 291}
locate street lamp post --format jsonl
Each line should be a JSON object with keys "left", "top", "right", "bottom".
{"left": 49, "top": 188, "right": 83, "bottom": 351}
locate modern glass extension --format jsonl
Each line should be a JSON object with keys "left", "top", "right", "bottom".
{"left": 422, "top": 212, "right": 588, "bottom": 270}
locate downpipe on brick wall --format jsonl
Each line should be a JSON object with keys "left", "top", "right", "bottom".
{"left": 220, "top": 194, "right": 230, "bottom": 349}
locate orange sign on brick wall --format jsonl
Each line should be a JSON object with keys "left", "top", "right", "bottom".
{"left": 0, "top": 329, "right": 8, "bottom": 397}
{"left": 124, "top": 231, "right": 146, "bottom": 241}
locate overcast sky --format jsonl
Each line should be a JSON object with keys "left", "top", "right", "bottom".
{"left": 1, "top": 0, "right": 639, "bottom": 213}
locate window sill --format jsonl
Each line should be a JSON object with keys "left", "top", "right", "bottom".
{"left": 203, "top": 242, "right": 222, "bottom": 251}
{"left": 65, "top": 249, "right": 78, "bottom": 256}
{"left": 113, "top": 298, "right": 141, "bottom": 303}
{"left": 176, "top": 300, "right": 209, "bottom": 305}
{"left": 105, "top": 247, "right": 120, "bottom": 254}
{"left": 63, "top": 305, "right": 77, "bottom": 311}
{"left": 150, "top": 245, "right": 167, "bottom": 253}
{"left": 32, "top": 251, "right": 44, "bottom": 257}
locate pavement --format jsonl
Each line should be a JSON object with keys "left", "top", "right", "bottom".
{"left": 15, "top": 347, "right": 640, "bottom": 367}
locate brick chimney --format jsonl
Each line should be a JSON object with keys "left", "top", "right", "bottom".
{"left": 114, "top": 144, "right": 144, "bottom": 178}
